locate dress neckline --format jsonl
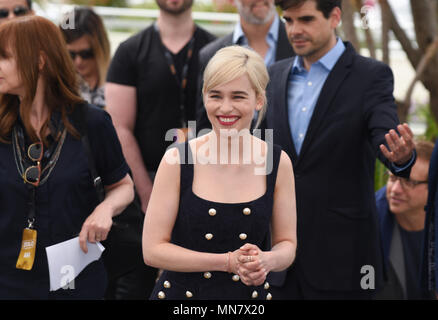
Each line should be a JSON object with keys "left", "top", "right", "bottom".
{"left": 185, "top": 141, "right": 271, "bottom": 206}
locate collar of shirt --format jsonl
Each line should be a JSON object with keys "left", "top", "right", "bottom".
{"left": 232, "top": 15, "right": 279, "bottom": 66}
{"left": 291, "top": 37, "right": 346, "bottom": 75}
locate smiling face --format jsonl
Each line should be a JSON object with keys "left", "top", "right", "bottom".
{"left": 282, "top": 0, "right": 340, "bottom": 65}
{"left": 204, "top": 74, "right": 263, "bottom": 135}
{"left": 234, "top": 0, "right": 276, "bottom": 25}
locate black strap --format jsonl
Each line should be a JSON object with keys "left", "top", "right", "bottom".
{"left": 267, "top": 144, "right": 281, "bottom": 198}
{"left": 177, "top": 142, "right": 193, "bottom": 192}
{"left": 26, "top": 184, "right": 36, "bottom": 229}
{"left": 154, "top": 23, "right": 196, "bottom": 128}
{"left": 73, "top": 103, "right": 105, "bottom": 203}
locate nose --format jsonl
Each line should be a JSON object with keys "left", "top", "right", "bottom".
{"left": 220, "top": 97, "right": 234, "bottom": 113}
{"left": 73, "top": 55, "right": 84, "bottom": 66}
{"left": 289, "top": 22, "right": 303, "bottom": 37}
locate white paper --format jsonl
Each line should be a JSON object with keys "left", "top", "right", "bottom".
{"left": 45, "top": 237, "right": 105, "bottom": 291}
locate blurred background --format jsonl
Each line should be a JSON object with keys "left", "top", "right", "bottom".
{"left": 32, "top": 0, "right": 438, "bottom": 188}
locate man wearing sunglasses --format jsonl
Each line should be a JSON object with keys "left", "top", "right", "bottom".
{"left": 375, "top": 140, "right": 434, "bottom": 300}
{"left": 0, "top": 0, "right": 33, "bottom": 24}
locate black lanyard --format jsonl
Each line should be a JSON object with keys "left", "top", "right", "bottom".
{"left": 154, "top": 23, "right": 196, "bottom": 128}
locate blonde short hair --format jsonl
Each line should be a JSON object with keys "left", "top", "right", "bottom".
{"left": 202, "top": 45, "right": 269, "bottom": 128}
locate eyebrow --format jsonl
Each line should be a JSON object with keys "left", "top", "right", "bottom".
{"left": 231, "top": 91, "right": 249, "bottom": 96}
{"left": 283, "top": 15, "right": 316, "bottom": 21}
{"left": 209, "top": 90, "right": 249, "bottom": 96}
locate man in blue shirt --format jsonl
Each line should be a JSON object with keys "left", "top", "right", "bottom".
{"left": 375, "top": 140, "right": 433, "bottom": 300}
{"left": 265, "top": 0, "right": 416, "bottom": 299}
{"left": 196, "top": 0, "right": 294, "bottom": 131}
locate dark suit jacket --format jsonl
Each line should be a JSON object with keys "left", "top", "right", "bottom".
{"left": 195, "top": 19, "right": 294, "bottom": 132}
{"left": 421, "top": 140, "right": 438, "bottom": 299}
{"left": 265, "top": 42, "right": 414, "bottom": 292}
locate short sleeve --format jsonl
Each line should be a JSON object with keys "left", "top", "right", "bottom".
{"left": 86, "top": 106, "right": 130, "bottom": 186}
{"left": 106, "top": 38, "right": 138, "bottom": 86}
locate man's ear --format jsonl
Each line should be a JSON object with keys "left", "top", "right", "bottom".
{"left": 330, "top": 7, "right": 342, "bottom": 29}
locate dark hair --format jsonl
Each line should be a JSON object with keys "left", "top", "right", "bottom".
{"left": 0, "top": 16, "right": 83, "bottom": 144}
{"left": 59, "top": 7, "right": 110, "bottom": 86}
{"left": 275, "top": 0, "right": 342, "bottom": 18}
{"left": 27, "top": 0, "right": 32, "bottom": 9}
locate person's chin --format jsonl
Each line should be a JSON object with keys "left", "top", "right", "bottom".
{"left": 389, "top": 201, "right": 406, "bottom": 214}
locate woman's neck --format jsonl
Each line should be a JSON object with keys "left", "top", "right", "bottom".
{"left": 209, "top": 130, "right": 255, "bottom": 166}
{"left": 26, "top": 78, "right": 49, "bottom": 138}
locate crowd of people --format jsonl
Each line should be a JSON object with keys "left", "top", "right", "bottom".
{"left": 0, "top": 0, "right": 437, "bottom": 300}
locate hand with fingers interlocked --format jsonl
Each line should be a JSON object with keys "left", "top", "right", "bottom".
{"left": 232, "top": 243, "right": 272, "bottom": 287}
{"left": 380, "top": 123, "right": 415, "bottom": 166}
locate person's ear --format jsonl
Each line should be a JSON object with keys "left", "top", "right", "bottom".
{"left": 255, "top": 92, "right": 265, "bottom": 111}
{"left": 330, "top": 7, "right": 342, "bottom": 29}
{"left": 38, "top": 52, "right": 46, "bottom": 71}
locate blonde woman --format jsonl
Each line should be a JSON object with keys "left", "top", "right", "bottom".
{"left": 143, "top": 46, "right": 297, "bottom": 300}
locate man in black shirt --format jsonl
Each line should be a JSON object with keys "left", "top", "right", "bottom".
{"left": 106, "top": 0, "right": 215, "bottom": 214}
{"left": 105, "top": 0, "right": 215, "bottom": 298}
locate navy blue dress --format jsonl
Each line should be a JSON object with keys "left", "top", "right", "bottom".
{"left": 0, "top": 104, "right": 130, "bottom": 299}
{"left": 150, "top": 142, "right": 281, "bottom": 300}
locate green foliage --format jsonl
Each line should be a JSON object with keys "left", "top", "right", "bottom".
{"left": 416, "top": 104, "right": 438, "bottom": 142}
{"left": 374, "top": 160, "right": 387, "bottom": 192}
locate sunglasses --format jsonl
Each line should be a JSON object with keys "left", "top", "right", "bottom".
{"left": 0, "top": 6, "right": 29, "bottom": 19}
{"left": 69, "top": 48, "right": 94, "bottom": 60}
{"left": 23, "top": 142, "right": 43, "bottom": 187}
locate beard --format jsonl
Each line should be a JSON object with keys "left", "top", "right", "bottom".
{"left": 235, "top": 0, "right": 276, "bottom": 25}
{"left": 156, "top": 0, "right": 193, "bottom": 15}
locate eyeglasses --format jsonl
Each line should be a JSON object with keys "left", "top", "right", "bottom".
{"left": 23, "top": 142, "right": 43, "bottom": 187}
{"left": 68, "top": 48, "right": 94, "bottom": 60}
{"left": 386, "top": 171, "right": 428, "bottom": 189}
{"left": 0, "top": 6, "right": 29, "bottom": 19}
